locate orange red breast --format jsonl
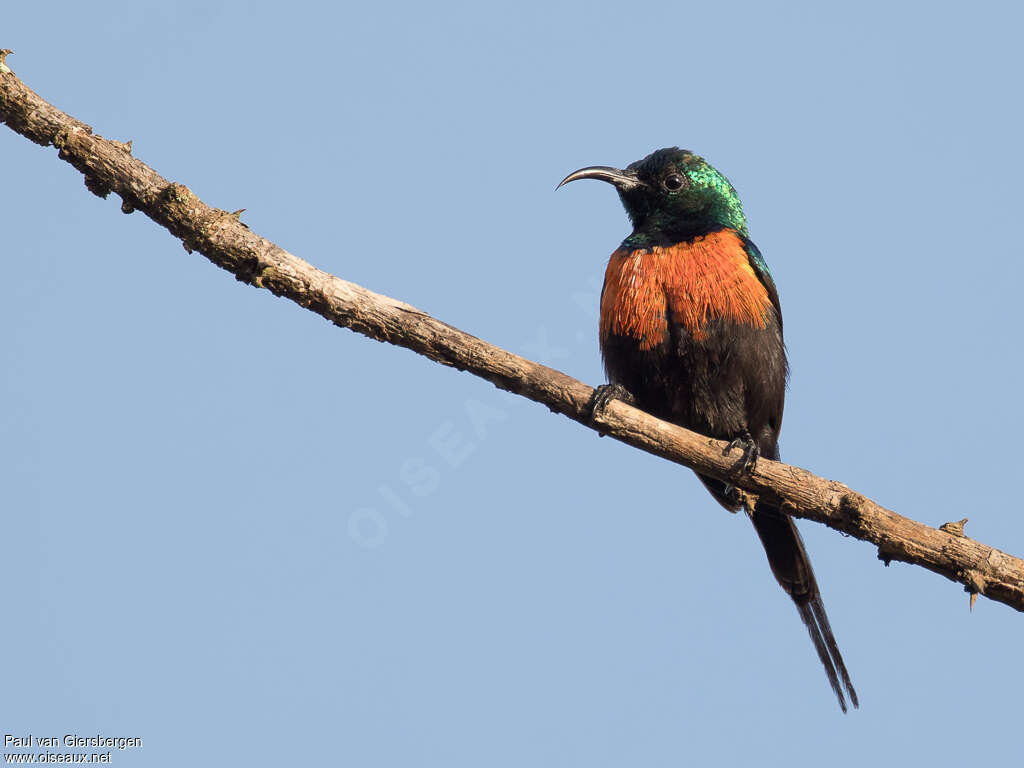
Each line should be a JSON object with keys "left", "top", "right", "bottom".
{"left": 600, "top": 228, "right": 774, "bottom": 348}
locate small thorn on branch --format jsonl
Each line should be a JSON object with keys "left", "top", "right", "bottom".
{"left": 940, "top": 518, "right": 969, "bottom": 538}
{"left": 963, "top": 569, "right": 986, "bottom": 611}
{"left": 736, "top": 489, "right": 757, "bottom": 518}
{"left": 877, "top": 538, "right": 902, "bottom": 567}
{"left": 230, "top": 208, "right": 249, "bottom": 229}
{"left": 84, "top": 176, "right": 111, "bottom": 199}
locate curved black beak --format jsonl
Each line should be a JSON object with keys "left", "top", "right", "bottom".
{"left": 556, "top": 165, "right": 643, "bottom": 191}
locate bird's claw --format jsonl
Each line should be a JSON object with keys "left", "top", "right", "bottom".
{"left": 588, "top": 383, "right": 636, "bottom": 432}
{"left": 724, "top": 432, "right": 759, "bottom": 475}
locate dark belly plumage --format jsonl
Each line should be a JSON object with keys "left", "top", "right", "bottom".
{"left": 601, "top": 313, "right": 787, "bottom": 509}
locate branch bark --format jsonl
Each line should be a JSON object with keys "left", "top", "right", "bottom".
{"left": 3, "top": 53, "right": 1022, "bottom": 611}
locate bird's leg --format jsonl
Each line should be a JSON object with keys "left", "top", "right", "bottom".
{"left": 588, "top": 383, "right": 636, "bottom": 433}
{"left": 724, "top": 429, "right": 759, "bottom": 475}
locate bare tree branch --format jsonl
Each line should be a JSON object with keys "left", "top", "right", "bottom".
{"left": 3, "top": 53, "right": 1022, "bottom": 611}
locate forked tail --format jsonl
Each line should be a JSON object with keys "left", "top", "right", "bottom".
{"left": 750, "top": 503, "right": 859, "bottom": 712}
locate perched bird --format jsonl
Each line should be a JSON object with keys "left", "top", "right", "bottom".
{"left": 558, "top": 147, "right": 858, "bottom": 712}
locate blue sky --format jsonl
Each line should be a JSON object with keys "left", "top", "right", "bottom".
{"left": 3, "top": 1, "right": 1023, "bottom": 766}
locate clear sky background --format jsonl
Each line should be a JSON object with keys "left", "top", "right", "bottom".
{"left": 3, "top": 2, "right": 1023, "bottom": 766}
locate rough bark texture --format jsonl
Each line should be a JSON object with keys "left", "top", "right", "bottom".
{"left": 3, "top": 54, "right": 1022, "bottom": 612}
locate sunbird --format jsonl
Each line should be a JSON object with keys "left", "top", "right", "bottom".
{"left": 559, "top": 148, "right": 857, "bottom": 711}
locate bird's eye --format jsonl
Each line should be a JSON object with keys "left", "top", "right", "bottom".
{"left": 663, "top": 173, "right": 685, "bottom": 192}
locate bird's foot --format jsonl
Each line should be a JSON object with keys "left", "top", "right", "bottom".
{"left": 724, "top": 431, "right": 759, "bottom": 475}
{"left": 588, "top": 383, "right": 636, "bottom": 434}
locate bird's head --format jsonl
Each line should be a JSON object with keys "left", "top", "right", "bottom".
{"left": 558, "top": 147, "right": 748, "bottom": 246}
